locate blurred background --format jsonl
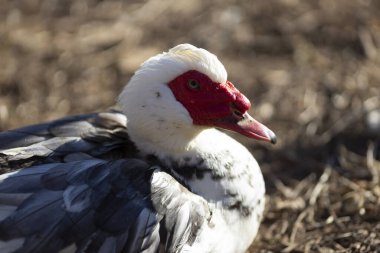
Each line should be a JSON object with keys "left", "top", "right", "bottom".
{"left": 0, "top": 0, "right": 379, "bottom": 252}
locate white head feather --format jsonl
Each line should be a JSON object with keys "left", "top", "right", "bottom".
{"left": 118, "top": 44, "right": 228, "bottom": 157}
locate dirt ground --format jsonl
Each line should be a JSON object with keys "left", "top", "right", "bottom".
{"left": 1, "top": 0, "right": 380, "bottom": 252}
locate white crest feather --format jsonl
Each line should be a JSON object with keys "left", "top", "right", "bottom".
{"left": 118, "top": 44, "right": 227, "bottom": 157}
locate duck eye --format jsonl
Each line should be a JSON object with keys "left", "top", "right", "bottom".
{"left": 187, "top": 79, "right": 200, "bottom": 90}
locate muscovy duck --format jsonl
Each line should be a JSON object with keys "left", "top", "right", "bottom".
{"left": 0, "top": 44, "right": 276, "bottom": 253}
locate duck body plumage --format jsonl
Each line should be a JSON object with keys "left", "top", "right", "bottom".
{"left": 0, "top": 44, "right": 273, "bottom": 253}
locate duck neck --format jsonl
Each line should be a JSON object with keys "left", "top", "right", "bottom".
{"left": 127, "top": 121, "right": 207, "bottom": 160}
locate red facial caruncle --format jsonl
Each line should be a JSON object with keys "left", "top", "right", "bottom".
{"left": 168, "top": 70, "right": 277, "bottom": 144}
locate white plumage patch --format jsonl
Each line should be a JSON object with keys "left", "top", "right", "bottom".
{"left": 134, "top": 44, "right": 227, "bottom": 86}
{"left": 166, "top": 44, "right": 227, "bottom": 83}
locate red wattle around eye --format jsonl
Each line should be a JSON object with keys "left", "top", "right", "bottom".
{"left": 168, "top": 70, "right": 250, "bottom": 124}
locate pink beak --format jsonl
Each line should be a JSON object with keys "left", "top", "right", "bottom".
{"left": 236, "top": 113, "right": 277, "bottom": 144}
{"left": 213, "top": 112, "right": 277, "bottom": 144}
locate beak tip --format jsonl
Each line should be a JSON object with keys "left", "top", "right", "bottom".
{"left": 268, "top": 130, "right": 277, "bottom": 144}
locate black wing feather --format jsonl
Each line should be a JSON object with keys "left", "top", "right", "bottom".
{"left": 0, "top": 110, "right": 213, "bottom": 253}
{"left": 0, "top": 111, "right": 136, "bottom": 172}
{"left": 0, "top": 159, "right": 161, "bottom": 253}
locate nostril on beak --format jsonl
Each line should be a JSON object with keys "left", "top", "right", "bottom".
{"left": 233, "top": 109, "right": 243, "bottom": 118}
{"left": 230, "top": 103, "right": 244, "bottom": 119}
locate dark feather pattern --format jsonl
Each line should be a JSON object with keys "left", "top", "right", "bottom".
{"left": 0, "top": 159, "right": 160, "bottom": 253}
{"left": 0, "top": 111, "right": 136, "bottom": 173}
{"left": 0, "top": 111, "right": 212, "bottom": 253}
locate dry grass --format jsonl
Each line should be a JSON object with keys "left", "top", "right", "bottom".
{"left": 0, "top": 0, "right": 379, "bottom": 252}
